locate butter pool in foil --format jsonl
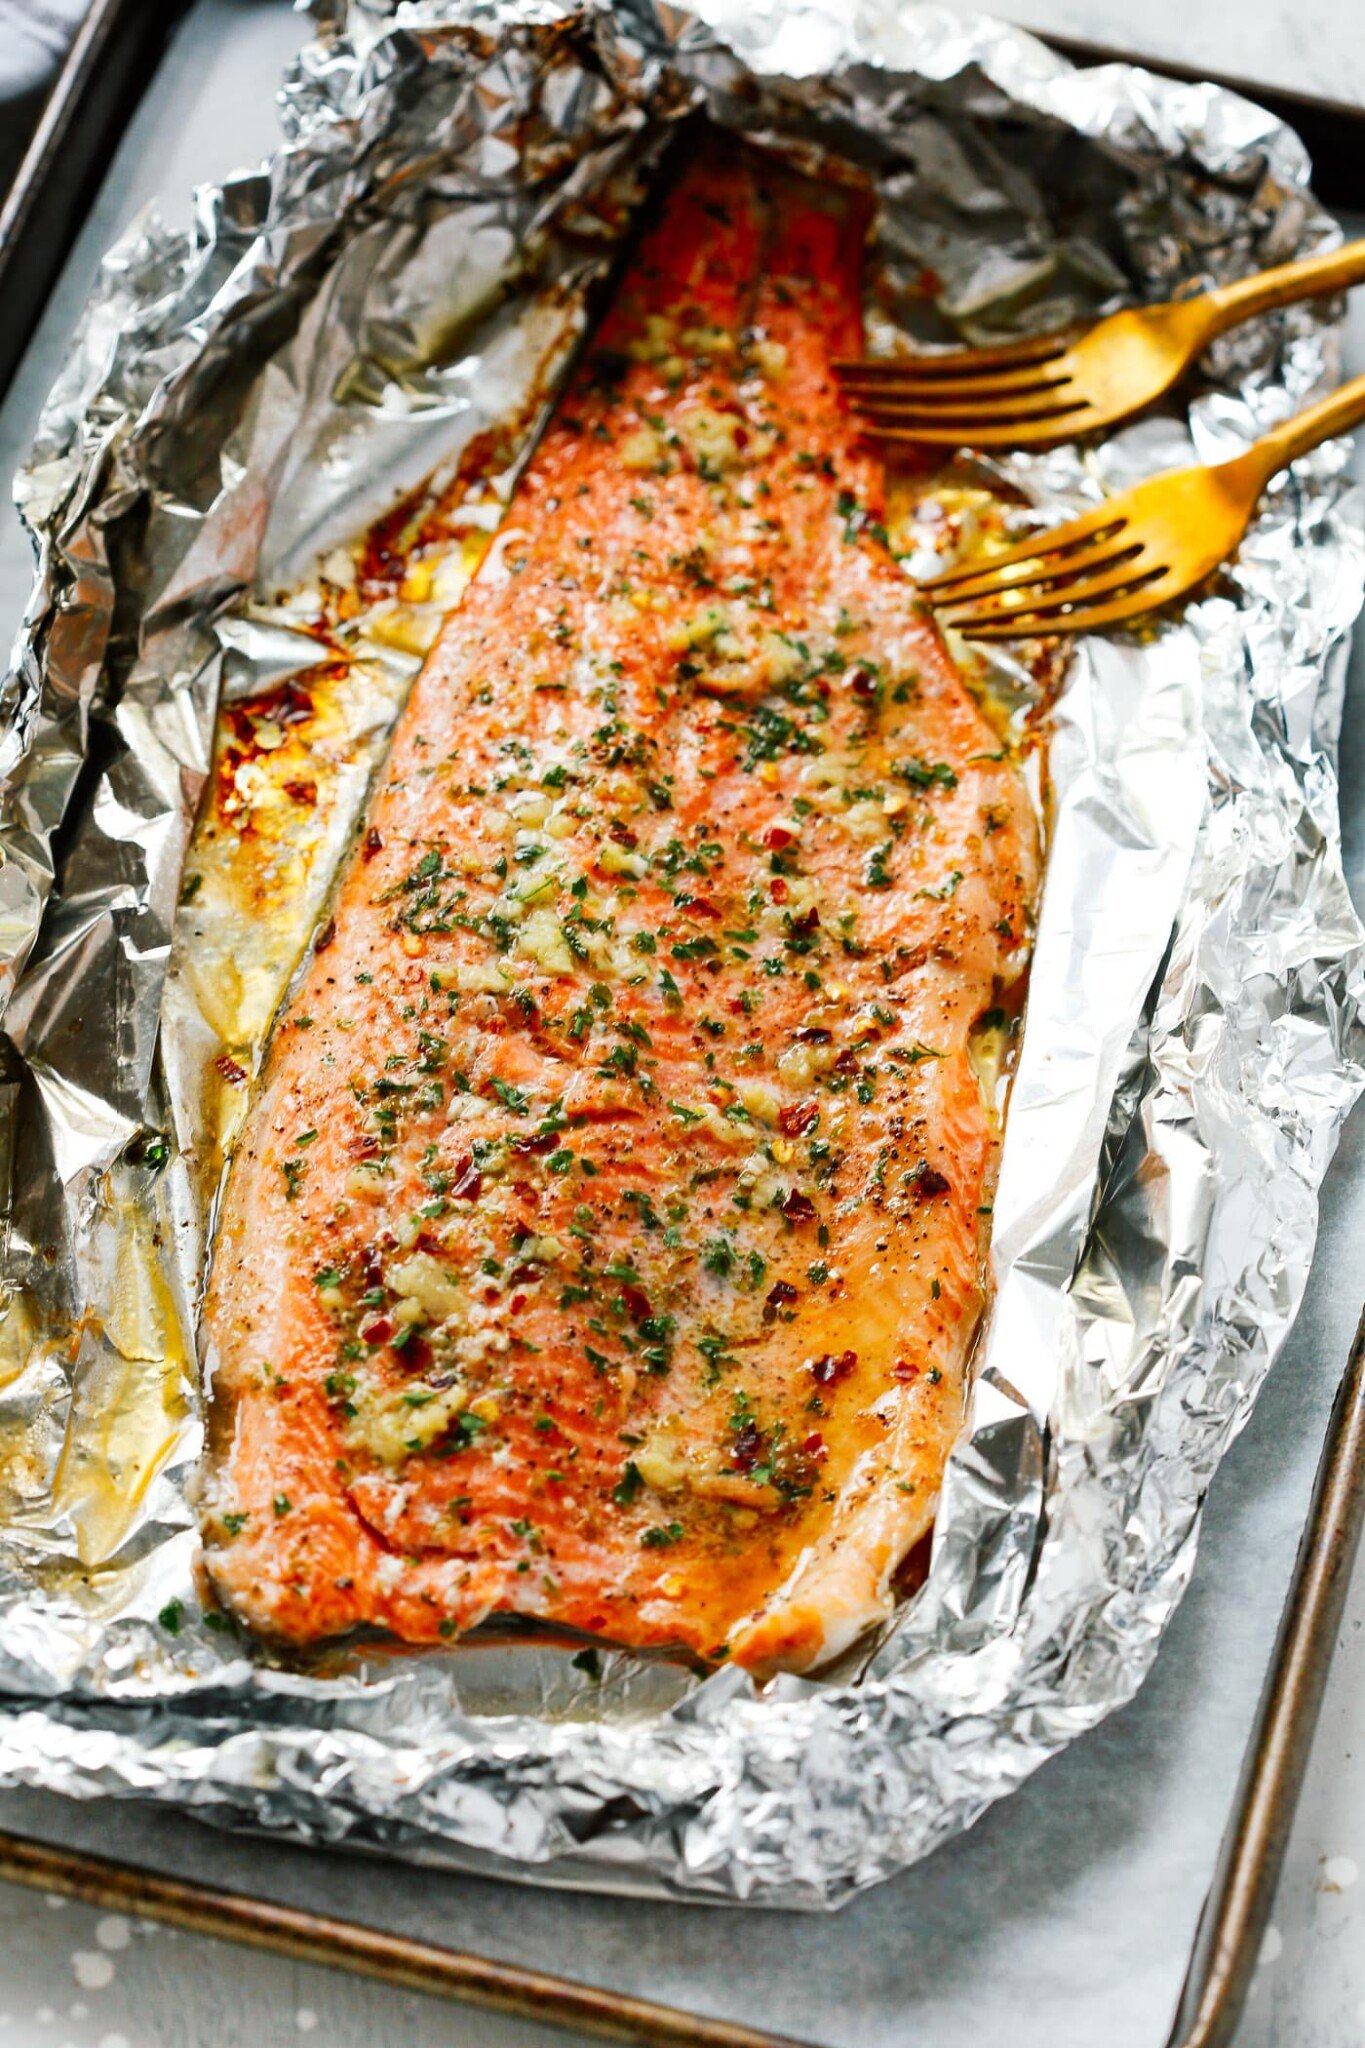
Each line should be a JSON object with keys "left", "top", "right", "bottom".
{"left": 0, "top": 0, "right": 1361, "bottom": 1905}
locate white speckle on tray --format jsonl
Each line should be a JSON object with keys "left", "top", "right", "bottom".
{"left": 94, "top": 1917, "right": 131, "bottom": 1952}
{"left": 70, "top": 1953, "right": 114, "bottom": 1991}
{"left": 296, "top": 2009, "right": 319, "bottom": 2033}
{"left": 1258, "top": 1925, "right": 1283, "bottom": 1965}
{"left": 1320, "top": 1854, "right": 1359, "bottom": 1891}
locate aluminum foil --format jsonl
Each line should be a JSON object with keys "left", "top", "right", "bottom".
{"left": 0, "top": 0, "right": 1362, "bottom": 1906}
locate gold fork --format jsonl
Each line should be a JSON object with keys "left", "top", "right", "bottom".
{"left": 920, "top": 373, "right": 1365, "bottom": 638}
{"left": 838, "top": 241, "right": 1365, "bottom": 447}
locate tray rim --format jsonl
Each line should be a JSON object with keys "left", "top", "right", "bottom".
{"left": 1162, "top": 1310, "right": 1365, "bottom": 2048}
{"left": 0, "top": 0, "right": 193, "bottom": 404}
{"left": 1, "top": 9, "right": 1364, "bottom": 2046}
{"left": 0, "top": 1824, "right": 814, "bottom": 2048}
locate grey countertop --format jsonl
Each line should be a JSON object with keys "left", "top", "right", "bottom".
{"left": 0, "top": 5, "right": 1362, "bottom": 2047}
{"left": 978, "top": 0, "right": 1365, "bottom": 107}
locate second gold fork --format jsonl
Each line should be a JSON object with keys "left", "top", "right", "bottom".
{"left": 916, "top": 370, "right": 1365, "bottom": 638}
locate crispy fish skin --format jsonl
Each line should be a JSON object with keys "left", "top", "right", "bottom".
{"left": 201, "top": 146, "right": 1038, "bottom": 1674}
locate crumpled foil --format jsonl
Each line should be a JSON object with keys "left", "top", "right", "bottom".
{"left": 0, "top": 0, "right": 1362, "bottom": 1907}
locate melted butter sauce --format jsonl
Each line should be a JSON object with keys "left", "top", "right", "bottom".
{"left": 50, "top": 1182, "right": 192, "bottom": 1569}
{"left": 0, "top": 1175, "right": 192, "bottom": 1577}
{"left": 171, "top": 490, "right": 499, "bottom": 1209}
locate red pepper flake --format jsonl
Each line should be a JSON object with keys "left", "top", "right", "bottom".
{"left": 621, "top": 1284, "right": 652, "bottom": 1322}
{"left": 847, "top": 666, "right": 877, "bottom": 701}
{"left": 214, "top": 1054, "right": 248, "bottom": 1085}
{"left": 359, "top": 494, "right": 418, "bottom": 589}
{"left": 363, "top": 827, "right": 383, "bottom": 861}
{"left": 789, "top": 906, "right": 820, "bottom": 939}
{"left": 278, "top": 680, "right": 317, "bottom": 725}
{"left": 677, "top": 894, "right": 722, "bottom": 920}
{"left": 766, "top": 1280, "right": 799, "bottom": 1308}
{"left": 912, "top": 1163, "right": 950, "bottom": 1199}
{"left": 730, "top": 1419, "right": 763, "bottom": 1471}
{"left": 769, "top": 877, "right": 789, "bottom": 904}
{"left": 800, "top": 1432, "right": 827, "bottom": 1459}
{"left": 891, "top": 1358, "right": 919, "bottom": 1383}
{"left": 284, "top": 780, "right": 318, "bottom": 807}
{"left": 314, "top": 918, "right": 337, "bottom": 954}
{"left": 451, "top": 1157, "right": 483, "bottom": 1201}
{"left": 762, "top": 823, "right": 796, "bottom": 851}
{"left": 794, "top": 1025, "right": 832, "bottom": 1045}
{"left": 509, "top": 1293, "right": 527, "bottom": 1314}
{"left": 781, "top": 1187, "right": 816, "bottom": 1224}
{"left": 809, "top": 1349, "right": 858, "bottom": 1386}
{"left": 778, "top": 1099, "right": 819, "bottom": 1137}
{"left": 360, "top": 1315, "right": 394, "bottom": 1346}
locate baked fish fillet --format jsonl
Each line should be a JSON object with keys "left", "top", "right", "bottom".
{"left": 201, "top": 144, "right": 1039, "bottom": 1674}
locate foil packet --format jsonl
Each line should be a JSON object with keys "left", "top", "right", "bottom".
{"left": 0, "top": 0, "right": 1362, "bottom": 1906}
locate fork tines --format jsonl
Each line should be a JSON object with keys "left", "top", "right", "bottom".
{"left": 918, "top": 509, "right": 1161, "bottom": 638}
{"left": 835, "top": 334, "right": 1091, "bottom": 446}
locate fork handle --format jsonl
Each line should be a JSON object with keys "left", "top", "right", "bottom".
{"left": 1203, "top": 239, "right": 1365, "bottom": 336}
{"left": 1245, "top": 370, "right": 1365, "bottom": 484}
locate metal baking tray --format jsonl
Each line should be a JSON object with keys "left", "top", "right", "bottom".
{"left": 0, "top": 0, "right": 190, "bottom": 401}
{"left": 0, "top": 7, "right": 1363, "bottom": 2045}
{"left": 0, "top": 1307, "right": 1360, "bottom": 2048}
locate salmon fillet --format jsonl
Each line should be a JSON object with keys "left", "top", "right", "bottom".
{"left": 201, "top": 144, "right": 1038, "bottom": 1675}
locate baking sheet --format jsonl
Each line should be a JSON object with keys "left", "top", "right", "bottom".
{"left": 956, "top": 0, "right": 1365, "bottom": 122}
{"left": 0, "top": 4, "right": 1362, "bottom": 2040}
{"left": 0, "top": 0, "right": 1358, "bottom": 1933}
